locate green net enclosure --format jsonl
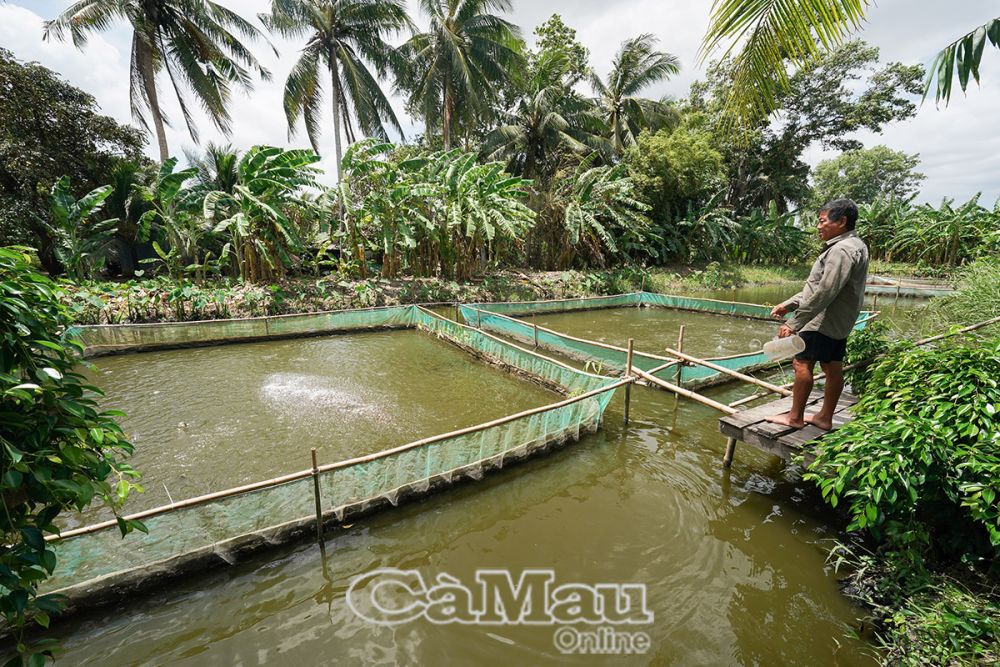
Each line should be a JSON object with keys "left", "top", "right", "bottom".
{"left": 46, "top": 307, "right": 622, "bottom": 600}
{"left": 462, "top": 292, "right": 876, "bottom": 388}
{"left": 69, "top": 304, "right": 419, "bottom": 356}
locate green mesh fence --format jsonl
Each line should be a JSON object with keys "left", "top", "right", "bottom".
{"left": 46, "top": 307, "right": 620, "bottom": 595}
{"left": 638, "top": 292, "right": 776, "bottom": 319}
{"left": 462, "top": 294, "right": 876, "bottom": 388}
{"left": 465, "top": 293, "right": 640, "bottom": 317}
{"left": 70, "top": 304, "right": 418, "bottom": 356}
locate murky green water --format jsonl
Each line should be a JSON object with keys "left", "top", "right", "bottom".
{"left": 73, "top": 331, "right": 557, "bottom": 522}
{"left": 39, "top": 289, "right": 924, "bottom": 665}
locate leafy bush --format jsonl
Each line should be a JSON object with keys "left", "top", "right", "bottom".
{"left": 844, "top": 318, "right": 892, "bottom": 395}
{"left": 806, "top": 340, "right": 1000, "bottom": 567}
{"left": 1, "top": 247, "right": 143, "bottom": 662}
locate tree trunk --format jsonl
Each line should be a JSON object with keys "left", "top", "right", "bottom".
{"left": 330, "top": 62, "right": 344, "bottom": 180}
{"left": 443, "top": 78, "right": 453, "bottom": 151}
{"left": 135, "top": 35, "right": 169, "bottom": 162}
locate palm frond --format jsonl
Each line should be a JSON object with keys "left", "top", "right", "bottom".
{"left": 924, "top": 17, "right": 1000, "bottom": 106}
{"left": 700, "top": 0, "right": 869, "bottom": 125}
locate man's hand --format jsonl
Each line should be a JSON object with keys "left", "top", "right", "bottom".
{"left": 777, "top": 324, "right": 795, "bottom": 338}
{"left": 770, "top": 304, "right": 789, "bottom": 318}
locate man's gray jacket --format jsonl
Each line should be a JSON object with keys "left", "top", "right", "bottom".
{"left": 780, "top": 231, "right": 870, "bottom": 340}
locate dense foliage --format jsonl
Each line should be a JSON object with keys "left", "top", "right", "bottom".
{"left": 858, "top": 195, "right": 1000, "bottom": 265}
{"left": 0, "top": 48, "right": 145, "bottom": 267}
{"left": 805, "top": 337, "right": 1000, "bottom": 664}
{"left": 810, "top": 146, "right": 925, "bottom": 210}
{"left": 0, "top": 248, "right": 142, "bottom": 663}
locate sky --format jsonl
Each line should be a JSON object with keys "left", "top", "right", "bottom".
{"left": 3, "top": 0, "right": 999, "bottom": 204}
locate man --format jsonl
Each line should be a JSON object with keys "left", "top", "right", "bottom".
{"left": 766, "top": 198, "right": 869, "bottom": 430}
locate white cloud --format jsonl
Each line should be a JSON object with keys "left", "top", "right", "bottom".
{"left": 4, "top": 0, "right": 999, "bottom": 202}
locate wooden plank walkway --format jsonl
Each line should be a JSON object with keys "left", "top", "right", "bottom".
{"left": 718, "top": 390, "right": 858, "bottom": 464}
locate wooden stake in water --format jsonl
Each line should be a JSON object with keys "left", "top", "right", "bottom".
{"left": 723, "top": 437, "right": 738, "bottom": 468}
{"left": 477, "top": 308, "right": 482, "bottom": 328}
{"left": 674, "top": 325, "right": 686, "bottom": 384}
{"left": 872, "top": 293, "right": 879, "bottom": 311}
{"left": 533, "top": 313, "right": 539, "bottom": 348}
{"left": 638, "top": 275, "right": 645, "bottom": 306}
{"left": 624, "top": 338, "right": 635, "bottom": 425}
{"left": 311, "top": 448, "right": 324, "bottom": 542}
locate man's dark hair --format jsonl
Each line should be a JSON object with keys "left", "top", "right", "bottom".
{"left": 821, "top": 198, "right": 859, "bottom": 230}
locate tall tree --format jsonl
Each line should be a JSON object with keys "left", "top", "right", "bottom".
{"left": 0, "top": 48, "right": 145, "bottom": 271}
{"left": 482, "top": 52, "right": 605, "bottom": 181}
{"left": 529, "top": 14, "right": 590, "bottom": 88}
{"left": 688, "top": 41, "right": 923, "bottom": 213}
{"left": 45, "top": 0, "right": 272, "bottom": 162}
{"left": 700, "top": 1, "right": 1000, "bottom": 125}
{"left": 589, "top": 34, "right": 680, "bottom": 154}
{"left": 261, "top": 0, "right": 412, "bottom": 177}
{"left": 401, "top": 0, "right": 522, "bottom": 151}
{"left": 810, "top": 146, "right": 925, "bottom": 208}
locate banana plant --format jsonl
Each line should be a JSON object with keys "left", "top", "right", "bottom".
{"left": 540, "top": 161, "right": 651, "bottom": 269}
{"left": 135, "top": 158, "right": 200, "bottom": 280}
{"left": 40, "top": 176, "right": 117, "bottom": 280}
{"left": 204, "top": 146, "right": 321, "bottom": 282}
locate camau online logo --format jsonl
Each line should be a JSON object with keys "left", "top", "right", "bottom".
{"left": 346, "top": 568, "right": 654, "bottom": 655}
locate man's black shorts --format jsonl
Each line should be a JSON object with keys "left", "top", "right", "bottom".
{"left": 795, "top": 331, "right": 847, "bottom": 363}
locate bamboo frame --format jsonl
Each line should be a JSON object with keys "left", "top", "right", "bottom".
{"left": 466, "top": 306, "right": 676, "bottom": 363}
{"left": 624, "top": 338, "right": 634, "bottom": 425}
{"left": 663, "top": 347, "right": 791, "bottom": 397}
{"left": 51, "top": 378, "right": 630, "bottom": 542}
{"left": 631, "top": 366, "right": 738, "bottom": 415}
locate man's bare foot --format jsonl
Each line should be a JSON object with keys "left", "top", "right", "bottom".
{"left": 804, "top": 413, "right": 833, "bottom": 430}
{"left": 765, "top": 412, "right": 806, "bottom": 428}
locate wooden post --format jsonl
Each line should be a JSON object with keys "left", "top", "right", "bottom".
{"left": 532, "top": 313, "right": 539, "bottom": 348}
{"left": 872, "top": 293, "right": 878, "bottom": 311}
{"left": 674, "top": 325, "right": 686, "bottom": 384}
{"left": 624, "top": 338, "right": 634, "bottom": 425}
{"left": 638, "top": 275, "right": 645, "bottom": 307}
{"left": 723, "top": 437, "right": 738, "bottom": 468}
{"left": 476, "top": 308, "right": 482, "bottom": 328}
{"left": 311, "top": 448, "right": 324, "bottom": 542}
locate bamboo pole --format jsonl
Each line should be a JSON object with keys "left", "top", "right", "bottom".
{"left": 674, "top": 325, "right": 686, "bottom": 384}
{"left": 624, "top": 338, "right": 634, "bottom": 425}
{"left": 476, "top": 308, "right": 482, "bottom": 328}
{"left": 632, "top": 366, "right": 737, "bottom": 415}
{"left": 663, "top": 346, "right": 791, "bottom": 397}
{"left": 311, "top": 448, "right": 324, "bottom": 542}
{"left": 533, "top": 313, "right": 538, "bottom": 348}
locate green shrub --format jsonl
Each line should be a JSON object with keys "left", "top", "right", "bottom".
{"left": 1, "top": 247, "right": 143, "bottom": 662}
{"left": 844, "top": 318, "right": 892, "bottom": 395}
{"left": 806, "top": 339, "right": 1000, "bottom": 566}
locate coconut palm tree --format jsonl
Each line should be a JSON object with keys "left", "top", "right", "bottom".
{"left": 400, "top": 0, "right": 522, "bottom": 151}
{"left": 44, "top": 0, "right": 272, "bottom": 162}
{"left": 700, "top": 1, "right": 1000, "bottom": 123}
{"left": 261, "top": 0, "right": 412, "bottom": 177}
{"left": 589, "top": 34, "right": 680, "bottom": 154}
{"left": 482, "top": 51, "right": 607, "bottom": 181}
